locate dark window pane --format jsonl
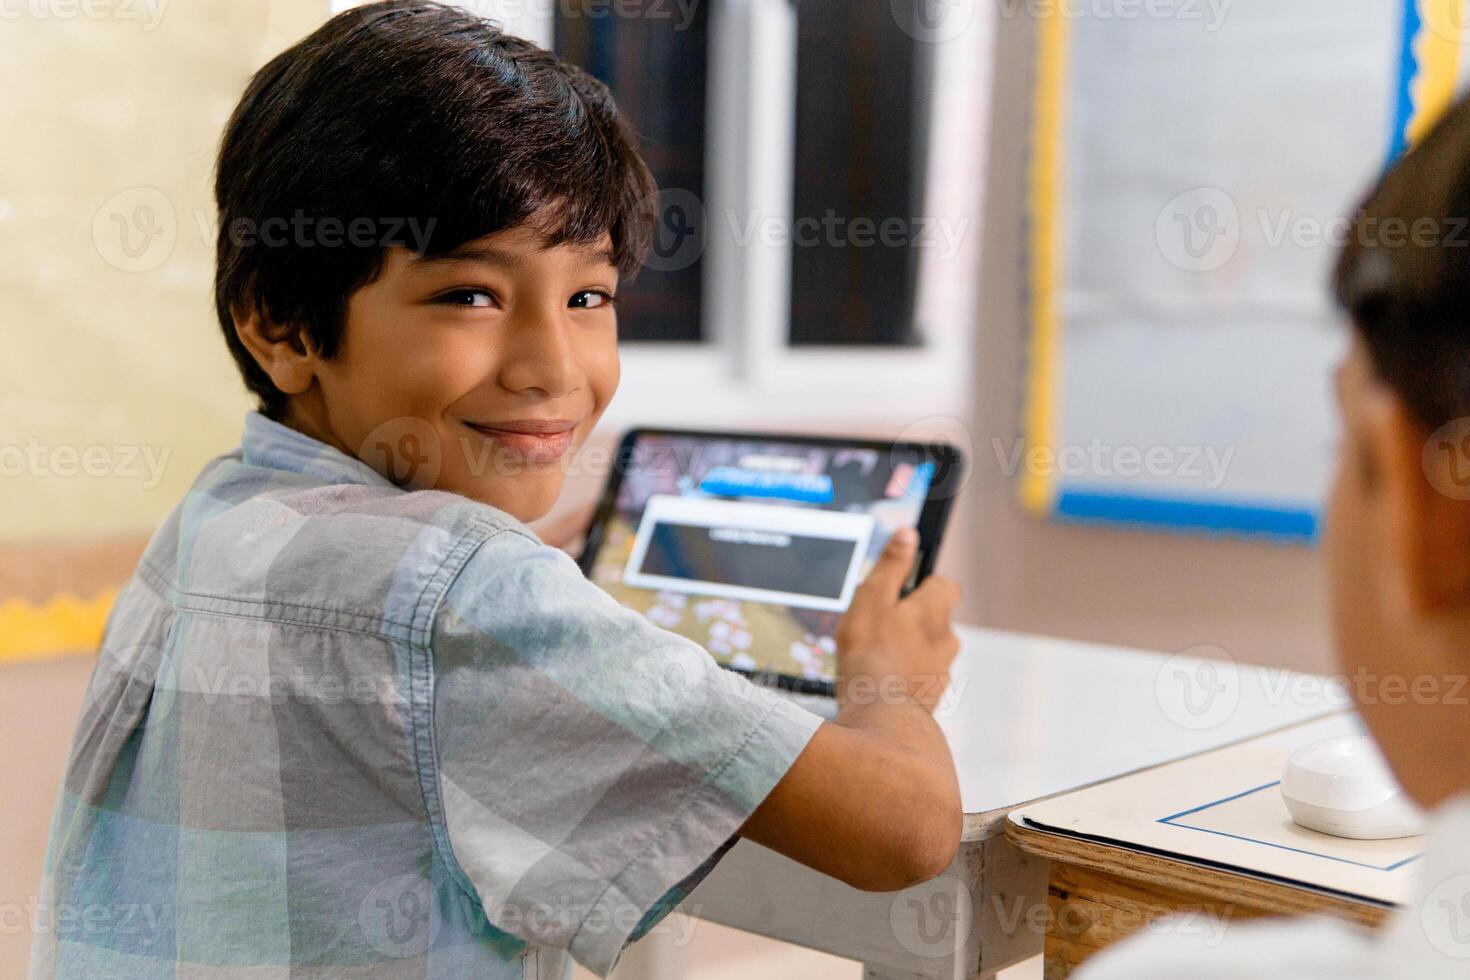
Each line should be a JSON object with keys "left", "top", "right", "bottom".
{"left": 556, "top": 0, "right": 707, "bottom": 342}
{"left": 790, "top": 0, "right": 930, "bottom": 346}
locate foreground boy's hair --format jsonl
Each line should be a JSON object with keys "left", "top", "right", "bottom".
{"left": 1334, "top": 95, "right": 1470, "bottom": 426}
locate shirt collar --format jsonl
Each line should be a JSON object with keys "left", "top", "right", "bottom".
{"left": 240, "top": 411, "right": 397, "bottom": 490}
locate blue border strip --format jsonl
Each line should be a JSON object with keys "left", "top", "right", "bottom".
{"left": 1159, "top": 781, "right": 1423, "bottom": 872}
{"left": 1388, "top": 0, "right": 1422, "bottom": 162}
{"left": 1055, "top": 488, "right": 1319, "bottom": 541}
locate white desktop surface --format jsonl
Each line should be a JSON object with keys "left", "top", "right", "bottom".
{"left": 938, "top": 625, "right": 1344, "bottom": 836}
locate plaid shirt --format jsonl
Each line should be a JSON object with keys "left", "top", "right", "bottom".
{"left": 32, "top": 412, "right": 821, "bottom": 979}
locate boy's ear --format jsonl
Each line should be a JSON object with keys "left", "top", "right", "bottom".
{"left": 233, "top": 305, "right": 318, "bottom": 397}
{"left": 1369, "top": 387, "right": 1470, "bottom": 616}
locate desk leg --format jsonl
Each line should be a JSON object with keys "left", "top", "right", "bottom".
{"left": 682, "top": 834, "right": 1048, "bottom": 979}
{"left": 610, "top": 927, "right": 684, "bottom": 980}
{"left": 863, "top": 969, "right": 997, "bottom": 980}
{"left": 859, "top": 835, "right": 1045, "bottom": 980}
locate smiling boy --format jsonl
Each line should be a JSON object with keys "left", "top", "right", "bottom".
{"left": 30, "top": 3, "right": 965, "bottom": 978}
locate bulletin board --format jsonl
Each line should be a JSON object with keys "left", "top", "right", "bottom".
{"left": 1022, "top": 0, "right": 1470, "bottom": 540}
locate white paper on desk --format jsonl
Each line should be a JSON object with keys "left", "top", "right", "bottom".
{"left": 1012, "top": 715, "right": 1424, "bottom": 906}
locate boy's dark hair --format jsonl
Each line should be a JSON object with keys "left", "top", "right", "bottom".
{"left": 1334, "top": 95, "right": 1470, "bottom": 429}
{"left": 214, "top": 0, "right": 656, "bottom": 417}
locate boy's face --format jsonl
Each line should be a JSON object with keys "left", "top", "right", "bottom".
{"left": 1324, "top": 336, "right": 1470, "bottom": 807}
{"left": 287, "top": 223, "right": 621, "bottom": 522}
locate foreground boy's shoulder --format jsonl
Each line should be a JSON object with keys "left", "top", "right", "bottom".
{"left": 136, "top": 438, "right": 552, "bottom": 640}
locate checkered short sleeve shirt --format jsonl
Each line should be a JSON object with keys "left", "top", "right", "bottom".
{"left": 31, "top": 412, "right": 821, "bottom": 979}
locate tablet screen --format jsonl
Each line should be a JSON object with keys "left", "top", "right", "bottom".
{"left": 582, "top": 431, "right": 941, "bottom": 685}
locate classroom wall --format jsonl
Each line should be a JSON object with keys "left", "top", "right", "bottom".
{"left": 967, "top": 8, "right": 1333, "bottom": 677}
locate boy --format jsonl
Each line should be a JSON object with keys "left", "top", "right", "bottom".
{"left": 1077, "top": 93, "right": 1470, "bottom": 978}
{"left": 31, "top": 3, "right": 964, "bottom": 977}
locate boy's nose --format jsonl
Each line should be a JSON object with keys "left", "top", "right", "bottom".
{"left": 498, "top": 308, "right": 580, "bottom": 398}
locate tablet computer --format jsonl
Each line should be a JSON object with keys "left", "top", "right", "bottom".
{"left": 578, "top": 427, "right": 964, "bottom": 696}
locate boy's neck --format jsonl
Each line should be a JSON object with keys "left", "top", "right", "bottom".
{"left": 276, "top": 392, "right": 352, "bottom": 460}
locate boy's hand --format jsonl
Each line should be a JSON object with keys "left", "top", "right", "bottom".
{"left": 739, "top": 526, "right": 965, "bottom": 890}
{"left": 835, "top": 528, "right": 962, "bottom": 713}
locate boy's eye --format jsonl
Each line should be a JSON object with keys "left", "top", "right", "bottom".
{"left": 569, "top": 289, "right": 616, "bottom": 310}
{"left": 438, "top": 288, "right": 496, "bottom": 308}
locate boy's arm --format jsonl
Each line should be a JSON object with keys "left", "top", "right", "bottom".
{"left": 426, "top": 524, "right": 959, "bottom": 974}
{"left": 428, "top": 527, "right": 827, "bottom": 975}
{"left": 740, "top": 529, "right": 965, "bottom": 891}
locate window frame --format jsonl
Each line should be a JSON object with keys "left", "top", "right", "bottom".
{"left": 613, "top": 0, "right": 985, "bottom": 431}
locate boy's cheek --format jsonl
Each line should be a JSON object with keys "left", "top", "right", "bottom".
{"left": 566, "top": 342, "right": 619, "bottom": 444}
{"left": 590, "top": 354, "right": 620, "bottom": 427}
{"left": 592, "top": 328, "right": 621, "bottom": 394}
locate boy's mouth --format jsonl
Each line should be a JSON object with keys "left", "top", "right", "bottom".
{"left": 462, "top": 418, "right": 577, "bottom": 465}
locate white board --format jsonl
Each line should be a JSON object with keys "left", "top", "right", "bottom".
{"left": 1021, "top": 0, "right": 1470, "bottom": 539}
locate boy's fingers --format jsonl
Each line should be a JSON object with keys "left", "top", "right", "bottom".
{"left": 856, "top": 527, "right": 918, "bottom": 606}
{"left": 908, "top": 575, "right": 962, "bottom": 635}
{"left": 910, "top": 573, "right": 962, "bottom": 612}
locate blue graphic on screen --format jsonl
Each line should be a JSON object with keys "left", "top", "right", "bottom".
{"left": 697, "top": 466, "right": 835, "bottom": 503}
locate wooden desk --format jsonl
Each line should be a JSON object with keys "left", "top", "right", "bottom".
{"left": 1006, "top": 819, "right": 1390, "bottom": 978}
{"left": 1005, "top": 716, "right": 1399, "bottom": 979}
{"left": 664, "top": 627, "right": 1341, "bottom": 980}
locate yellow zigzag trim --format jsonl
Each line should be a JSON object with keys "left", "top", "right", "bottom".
{"left": 1406, "top": 0, "right": 1465, "bottom": 148}
{"left": 0, "top": 590, "right": 116, "bottom": 664}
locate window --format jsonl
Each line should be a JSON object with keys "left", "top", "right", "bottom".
{"left": 789, "top": 0, "right": 931, "bottom": 346}
{"left": 556, "top": 0, "right": 708, "bottom": 342}
{"left": 556, "top": 0, "right": 935, "bottom": 349}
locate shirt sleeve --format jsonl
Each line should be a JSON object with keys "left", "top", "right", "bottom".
{"left": 427, "top": 526, "right": 823, "bottom": 976}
